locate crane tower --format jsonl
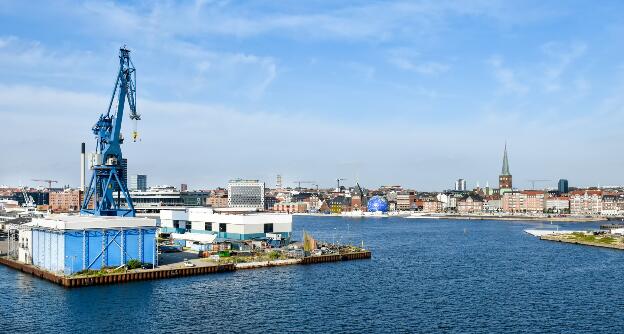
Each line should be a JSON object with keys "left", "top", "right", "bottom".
{"left": 81, "top": 46, "right": 141, "bottom": 217}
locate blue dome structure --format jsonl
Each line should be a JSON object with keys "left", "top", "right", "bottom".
{"left": 367, "top": 196, "right": 389, "bottom": 213}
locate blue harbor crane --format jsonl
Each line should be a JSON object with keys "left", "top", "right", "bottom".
{"left": 81, "top": 46, "right": 141, "bottom": 217}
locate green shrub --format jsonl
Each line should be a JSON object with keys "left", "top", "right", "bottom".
{"left": 126, "top": 259, "right": 142, "bottom": 269}
{"left": 268, "top": 251, "right": 280, "bottom": 260}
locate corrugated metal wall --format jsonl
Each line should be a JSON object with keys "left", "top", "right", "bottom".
{"left": 31, "top": 229, "right": 65, "bottom": 274}
{"left": 32, "top": 228, "right": 157, "bottom": 275}
{"left": 66, "top": 228, "right": 157, "bottom": 274}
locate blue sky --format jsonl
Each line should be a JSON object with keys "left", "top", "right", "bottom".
{"left": 1, "top": 0, "right": 624, "bottom": 190}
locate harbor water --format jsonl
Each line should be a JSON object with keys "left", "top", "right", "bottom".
{"left": 2, "top": 216, "right": 624, "bottom": 333}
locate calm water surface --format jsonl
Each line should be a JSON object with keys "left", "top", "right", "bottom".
{"left": 1, "top": 217, "right": 623, "bottom": 333}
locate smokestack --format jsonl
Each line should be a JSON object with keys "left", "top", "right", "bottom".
{"left": 80, "top": 143, "right": 85, "bottom": 191}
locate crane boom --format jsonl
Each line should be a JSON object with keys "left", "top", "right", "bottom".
{"left": 81, "top": 46, "right": 140, "bottom": 217}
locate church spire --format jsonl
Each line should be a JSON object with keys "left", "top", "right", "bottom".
{"left": 501, "top": 142, "right": 510, "bottom": 176}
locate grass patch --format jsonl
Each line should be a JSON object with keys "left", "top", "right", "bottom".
{"left": 73, "top": 266, "right": 125, "bottom": 277}
{"left": 568, "top": 233, "right": 619, "bottom": 245}
{"left": 202, "top": 252, "right": 288, "bottom": 264}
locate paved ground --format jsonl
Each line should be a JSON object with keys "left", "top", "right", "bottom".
{"left": 157, "top": 251, "right": 217, "bottom": 269}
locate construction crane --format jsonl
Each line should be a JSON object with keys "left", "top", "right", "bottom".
{"left": 21, "top": 187, "right": 35, "bottom": 209}
{"left": 336, "top": 178, "right": 346, "bottom": 190}
{"left": 293, "top": 181, "right": 315, "bottom": 191}
{"left": 81, "top": 46, "right": 141, "bottom": 217}
{"left": 527, "top": 179, "right": 551, "bottom": 190}
{"left": 32, "top": 179, "right": 58, "bottom": 190}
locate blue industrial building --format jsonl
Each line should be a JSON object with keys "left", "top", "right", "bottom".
{"left": 19, "top": 216, "right": 157, "bottom": 275}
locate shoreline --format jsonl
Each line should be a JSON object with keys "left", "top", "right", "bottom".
{"left": 0, "top": 251, "right": 372, "bottom": 288}
{"left": 434, "top": 215, "right": 607, "bottom": 222}
{"left": 539, "top": 234, "right": 624, "bottom": 250}
{"left": 294, "top": 212, "right": 607, "bottom": 222}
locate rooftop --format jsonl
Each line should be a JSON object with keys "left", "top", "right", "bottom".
{"left": 26, "top": 215, "right": 157, "bottom": 230}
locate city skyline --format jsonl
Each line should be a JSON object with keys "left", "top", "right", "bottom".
{"left": 1, "top": 1, "right": 624, "bottom": 189}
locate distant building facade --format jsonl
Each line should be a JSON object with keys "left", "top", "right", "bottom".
{"left": 129, "top": 174, "right": 147, "bottom": 191}
{"left": 455, "top": 179, "right": 467, "bottom": 191}
{"left": 207, "top": 194, "right": 228, "bottom": 208}
{"left": 422, "top": 200, "right": 443, "bottom": 213}
{"left": 273, "top": 202, "right": 308, "bottom": 213}
{"left": 601, "top": 195, "right": 619, "bottom": 215}
{"left": 396, "top": 192, "right": 416, "bottom": 210}
{"left": 49, "top": 189, "right": 82, "bottom": 212}
{"left": 228, "top": 179, "right": 265, "bottom": 210}
{"left": 483, "top": 197, "right": 502, "bottom": 212}
{"left": 264, "top": 195, "right": 278, "bottom": 211}
{"left": 329, "top": 196, "right": 351, "bottom": 214}
{"left": 502, "top": 191, "right": 524, "bottom": 212}
{"left": 569, "top": 190, "right": 603, "bottom": 215}
{"left": 558, "top": 179, "right": 569, "bottom": 194}
{"left": 545, "top": 197, "right": 570, "bottom": 213}
{"left": 457, "top": 194, "right": 483, "bottom": 213}
{"left": 522, "top": 190, "right": 545, "bottom": 213}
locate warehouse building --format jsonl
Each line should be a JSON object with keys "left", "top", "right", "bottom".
{"left": 160, "top": 208, "right": 291, "bottom": 246}
{"left": 17, "top": 215, "right": 157, "bottom": 275}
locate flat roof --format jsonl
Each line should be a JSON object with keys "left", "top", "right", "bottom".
{"left": 26, "top": 214, "right": 158, "bottom": 230}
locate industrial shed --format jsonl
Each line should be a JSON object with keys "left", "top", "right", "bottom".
{"left": 18, "top": 215, "right": 157, "bottom": 275}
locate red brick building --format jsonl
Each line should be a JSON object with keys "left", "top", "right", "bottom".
{"left": 49, "top": 189, "right": 82, "bottom": 212}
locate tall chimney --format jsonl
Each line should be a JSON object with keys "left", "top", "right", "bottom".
{"left": 80, "top": 143, "right": 86, "bottom": 191}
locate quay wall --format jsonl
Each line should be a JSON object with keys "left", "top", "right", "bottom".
{"left": 0, "top": 250, "right": 372, "bottom": 288}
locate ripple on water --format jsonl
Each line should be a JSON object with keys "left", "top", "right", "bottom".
{"left": 1, "top": 217, "right": 623, "bottom": 333}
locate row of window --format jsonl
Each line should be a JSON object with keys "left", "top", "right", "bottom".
{"left": 172, "top": 220, "right": 274, "bottom": 234}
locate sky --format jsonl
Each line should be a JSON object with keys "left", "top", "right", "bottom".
{"left": 1, "top": 0, "right": 624, "bottom": 191}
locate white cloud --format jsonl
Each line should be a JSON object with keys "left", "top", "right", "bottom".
{"left": 0, "top": 35, "right": 108, "bottom": 89}
{"left": 488, "top": 55, "right": 529, "bottom": 95}
{"left": 35, "top": 0, "right": 554, "bottom": 42}
{"left": 387, "top": 48, "right": 449, "bottom": 75}
{"left": 0, "top": 34, "right": 278, "bottom": 101}
{"left": 3, "top": 82, "right": 621, "bottom": 190}
{"left": 0, "top": 84, "right": 510, "bottom": 189}
{"left": 540, "top": 41, "right": 587, "bottom": 92}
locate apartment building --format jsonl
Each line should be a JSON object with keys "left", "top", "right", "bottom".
{"left": 49, "top": 189, "right": 82, "bottom": 212}
{"left": 422, "top": 200, "right": 443, "bottom": 213}
{"left": 457, "top": 194, "right": 484, "bottom": 213}
{"left": 569, "top": 190, "right": 603, "bottom": 215}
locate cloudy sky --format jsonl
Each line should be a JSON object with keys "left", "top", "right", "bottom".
{"left": 1, "top": 0, "right": 623, "bottom": 191}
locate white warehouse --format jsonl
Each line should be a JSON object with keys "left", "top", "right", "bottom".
{"left": 160, "top": 208, "right": 292, "bottom": 246}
